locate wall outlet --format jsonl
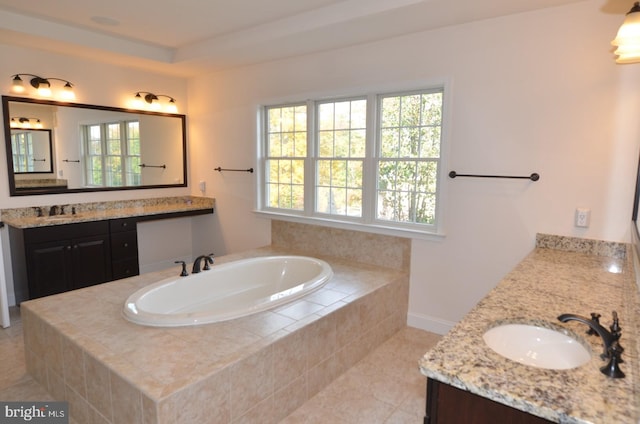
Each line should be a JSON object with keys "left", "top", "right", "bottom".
{"left": 199, "top": 180, "right": 206, "bottom": 192}
{"left": 575, "top": 208, "right": 590, "bottom": 228}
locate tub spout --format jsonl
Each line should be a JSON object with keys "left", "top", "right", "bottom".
{"left": 192, "top": 253, "right": 215, "bottom": 274}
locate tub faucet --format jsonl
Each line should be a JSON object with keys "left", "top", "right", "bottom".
{"left": 192, "top": 253, "right": 215, "bottom": 274}
{"left": 558, "top": 311, "right": 624, "bottom": 378}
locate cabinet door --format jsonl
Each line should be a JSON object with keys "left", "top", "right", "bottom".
{"left": 70, "top": 235, "right": 112, "bottom": 289}
{"left": 26, "top": 240, "right": 73, "bottom": 299}
{"left": 426, "top": 378, "right": 554, "bottom": 424}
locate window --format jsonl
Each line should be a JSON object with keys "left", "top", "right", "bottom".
{"left": 261, "top": 87, "right": 446, "bottom": 235}
{"left": 316, "top": 98, "right": 366, "bottom": 217}
{"left": 376, "top": 91, "right": 442, "bottom": 225}
{"left": 84, "top": 121, "right": 141, "bottom": 187}
{"left": 11, "top": 132, "right": 34, "bottom": 172}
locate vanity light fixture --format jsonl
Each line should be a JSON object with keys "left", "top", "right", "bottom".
{"left": 11, "top": 74, "right": 75, "bottom": 100}
{"left": 612, "top": 2, "right": 640, "bottom": 63}
{"left": 9, "top": 117, "right": 44, "bottom": 129}
{"left": 132, "top": 92, "right": 178, "bottom": 113}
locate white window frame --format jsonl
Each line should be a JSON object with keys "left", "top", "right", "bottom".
{"left": 83, "top": 120, "right": 141, "bottom": 187}
{"left": 257, "top": 81, "right": 451, "bottom": 240}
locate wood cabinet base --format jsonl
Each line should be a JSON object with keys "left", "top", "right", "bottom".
{"left": 425, "top": 378, "right": 554, "bottom": 424}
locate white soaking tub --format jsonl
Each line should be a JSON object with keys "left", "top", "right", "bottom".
{"left": 123, "top": 256, "right": 333, "bottom": 327}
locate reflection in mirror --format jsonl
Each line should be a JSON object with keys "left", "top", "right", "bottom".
{"left": 11, "top": 129, "right": 53, "bottom": 174}
{"left": 2, "top": 96, "right": 187, "bottom": 196}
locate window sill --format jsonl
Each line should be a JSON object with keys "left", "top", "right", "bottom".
{"left": 253, "top": 210, "right": 446, "bottom": 241}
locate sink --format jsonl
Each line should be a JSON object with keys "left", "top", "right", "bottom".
{"left": 483, "top": 323, "right": 591, "bottom": 370}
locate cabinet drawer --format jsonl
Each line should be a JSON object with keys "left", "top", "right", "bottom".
{"left": 110, "top": 231, "right": 138, "bottom": 260}
{"left": 25, "top": 221, "right": 109, "bottom": 243}
{"left": 112, "top": 258, "right": 140, "bottom": 280}
{"left": 110, "top": 218, "right": 137, "bottom": 233}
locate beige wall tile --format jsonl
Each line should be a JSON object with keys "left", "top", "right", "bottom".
{"left": 272, "top": 329, "right": 306, "bottom": 389}
{"left": 85, "top": 352, "right": 112, "bottom": 421}
{"left": 229, "top": 346, "right": 274, "bottom": 419}
{"left": 110, "top": 372, "right": 143, "bottom": 424}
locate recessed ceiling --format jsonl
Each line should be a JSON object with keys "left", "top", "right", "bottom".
{"left": 0, "top": 0, "right": 590, "bottom": 76}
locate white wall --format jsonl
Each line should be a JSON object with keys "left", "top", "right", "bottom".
{"left": 187, "top": 0, "right": 640, "bottom": 333}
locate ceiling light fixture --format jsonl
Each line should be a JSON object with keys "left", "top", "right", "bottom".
{"left": 132, "top": 92, "right": 178, "bottom": 113}
{"left": 612, "top": 2, "right": 640, "bottom": 63}
{"left": 11, "top": 74, "right": 75, "bottom": 100}
{"left": 10, "top": 117, "right": 44, "bottom": 129}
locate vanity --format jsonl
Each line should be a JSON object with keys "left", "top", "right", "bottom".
{"left": 1, "top": 196, "right": 214, "bottom": 302}
{"left": 419, "top": 234, "right": 640, "bottom": 423}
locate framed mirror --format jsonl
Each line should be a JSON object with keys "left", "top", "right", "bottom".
{"left": 2, "top": 96, "right": 187, "bottom": 196}
{"left": 11, "top": 128, "right": 53, "bottom": 174}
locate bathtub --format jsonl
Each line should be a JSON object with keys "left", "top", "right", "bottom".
{"left": 122, "top": 255, "right": 333, "bottom": 327}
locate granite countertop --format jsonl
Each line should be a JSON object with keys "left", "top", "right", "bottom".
{"left": 419, "top": 234, "right": 640, "bottom": 423}
{"left": 0, "top": 196, "right": 215, "bottom": 229}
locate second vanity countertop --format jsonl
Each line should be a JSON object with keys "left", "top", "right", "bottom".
{"left": 419, "top": 234, "right": 640, "bottom": 423}
{"left": 0, "top": 196, "right": 214, "bottom": 229}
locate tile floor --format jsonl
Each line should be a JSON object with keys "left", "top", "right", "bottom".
{"left": 0, "top": 307, "right": 441, "bottom": 423}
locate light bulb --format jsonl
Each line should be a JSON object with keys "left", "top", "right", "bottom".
{"left": 612, "top": 2, "right": 640, "bottom": 63}
{"left": 61, "top": 83, "right": 75, "bottom": 100}
{"left": 150, "top": 98, "right": 161, "bottom": 110}
{"left": 37, "top": 81, "right": 52, "bottom": 97}
{"left": 166, "top": 100, "right": 178, "bottom": 113}
{"left": 132, "top": 93, "right": 144, "bottom": 109}
{"left": 11, "top": 76, "right": 24, "bottom": 93}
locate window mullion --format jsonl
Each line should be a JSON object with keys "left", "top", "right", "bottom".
{"left": 304, "top": 99, "right": 315, "bottom": 216}
{"left": 361, "top": 93, "right": 377, "bottom": 224}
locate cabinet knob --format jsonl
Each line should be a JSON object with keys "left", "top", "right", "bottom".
{"left": 124, "top": 243, "right": 129, "bottom": 247}
{"left": 122, "top": 222, "right": 128, "bottom": 227}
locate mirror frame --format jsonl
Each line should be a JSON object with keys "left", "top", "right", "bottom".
{"left": 10, "top": 128, "right": 54, "bottom": 175}
{"left": 2, "top": 95, "right": 187, "bottom": 196}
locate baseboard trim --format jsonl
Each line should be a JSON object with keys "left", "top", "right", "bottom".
{"left": 407, "top": 312, "right": 456, "bottom": 335}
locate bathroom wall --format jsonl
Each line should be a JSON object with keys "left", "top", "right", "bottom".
{"left": 2, "top": 0, "right": 639, "bottom": 332}
{"left": 187, "top": 0, "right": 640, "bottom": 333}
{"left": 0, "top": 44, "right": 207, "bottom": 305}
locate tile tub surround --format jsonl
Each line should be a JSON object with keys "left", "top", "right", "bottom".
{"left": 419, "top": 237, "right": 640, "bottom": 423}
{"left": 21, "top": 247, "right": 409, "bottom": 424}
{"left": 271, "top": 220, "right": 411, "bottom": 271}
{"left": 0, "top": 196, "right": 214, "bottom": 228}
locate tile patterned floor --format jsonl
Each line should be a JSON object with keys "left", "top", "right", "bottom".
{"left": 0, "top": 307, "right": 441, "bottom": 423}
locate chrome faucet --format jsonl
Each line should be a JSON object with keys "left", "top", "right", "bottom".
{"left": 192, "top": 253, "right": 215, "bottom": 274}
{"left": 558, "top": 311, "right": 624, "bottom": 378}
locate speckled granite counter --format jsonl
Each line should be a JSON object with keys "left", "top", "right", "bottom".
{"left": 0, "top": 196, "right": 214, "bottom": 228}
{"left": 419, "top": 234, "right": 640, "bottom": 424}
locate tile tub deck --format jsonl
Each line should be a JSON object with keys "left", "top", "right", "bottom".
{"left": 21, "top": 247, "right": 409, "bottom": 424}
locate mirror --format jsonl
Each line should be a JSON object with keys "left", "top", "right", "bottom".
{"left": 11, "top": 129, "right": 53, "bottom": 174}
{"left": 2, "top": 96, "right": 187, "bottom": 196}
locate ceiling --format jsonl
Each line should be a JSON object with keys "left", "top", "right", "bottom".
{"left": 0, "top": 0, "right": 601, "bottom": 77}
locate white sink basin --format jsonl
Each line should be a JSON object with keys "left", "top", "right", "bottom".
{"left": 483, "top": 323, "right": 591, "bottom": 370}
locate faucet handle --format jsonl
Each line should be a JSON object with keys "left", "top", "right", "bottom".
{"left": 174, "top": 261, "right": 188, "bottom": 277}
{"left": 610, "top": 311, "right": 621, "bottom": 334}
{"left": 587, "top": 312, "right": 601, "bottom": 336}
{"left": 600, "top": 341, "right": 625, "bottom": 378}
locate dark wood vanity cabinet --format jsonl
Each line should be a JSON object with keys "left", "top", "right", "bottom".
{"left": 109, "top": 218, "right": 139, "bottom": 280}
{"left": 18, "top": 221, "right": 113, "bottom": 299}
{"left": 10, "top": 219, "right": 140, "bottom": 301}
{"left": 425, "top": 378, "right": 554, "bottom": 424}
